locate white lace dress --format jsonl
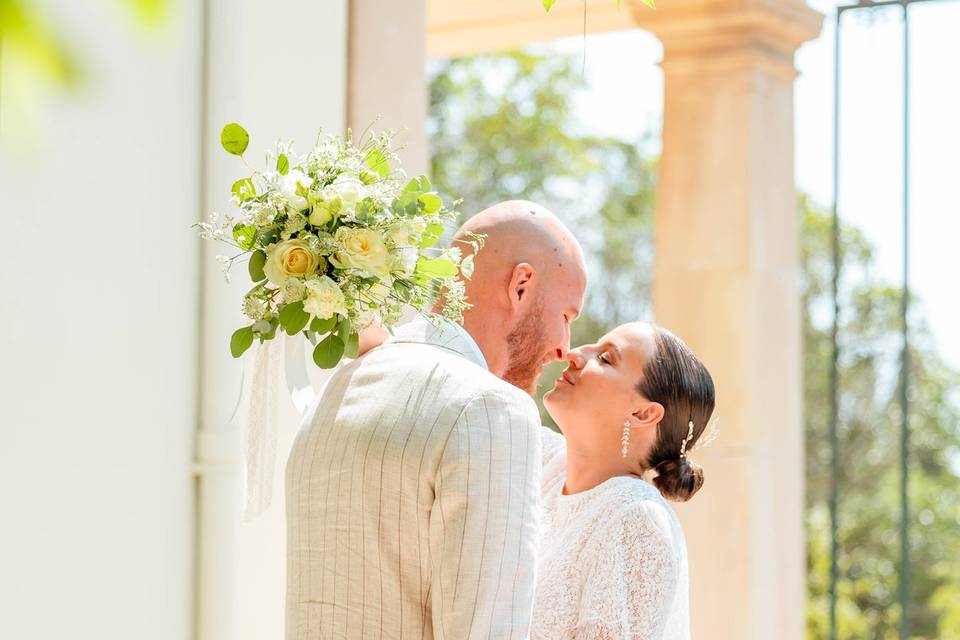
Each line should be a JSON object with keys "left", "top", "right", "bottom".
{"left": 531, "top": 429, "right": 691, "bottom": 640}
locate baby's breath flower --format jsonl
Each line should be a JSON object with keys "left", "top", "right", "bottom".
{"left": 242, "top": 295, "right": 268, "bottom": 321}
{"left": 281, "top": 212, "right": 308, "bottom": 240}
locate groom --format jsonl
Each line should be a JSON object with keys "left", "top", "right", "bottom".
{"left": 285, "top": 200, "right": 586, "bottom": 639}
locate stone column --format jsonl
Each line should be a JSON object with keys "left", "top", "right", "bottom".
{"left": 348, "top": 0, "right": 429, "bottom": 176}
{"left": 638, "top": 1, "right": 821, "bottom": 638}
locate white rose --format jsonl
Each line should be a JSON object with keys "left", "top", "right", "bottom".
{"left": 308, "top": 201, "right": 335, "bottom": 227}
{"left": 331, "top": 226, "right": 392, "bottom": 279}
{"left": 279, "top": 170, "right": 312, "bottom": 211}
{"left": 331, "top": 175, "right": 365, "bottom": 215}
{"left": 263, "top": 238, "right": 322, "bottom": 285}
{"left": 303, "top": 276, "right": 347, "bottom": 320}
{"left": 388, "top": 220, "right": 427, "bottom": 247}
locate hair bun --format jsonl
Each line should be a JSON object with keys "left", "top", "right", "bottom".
{"left": 652, "top": 457, "right": 704, "bottom": 503}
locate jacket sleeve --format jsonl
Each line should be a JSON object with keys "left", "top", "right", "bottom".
{"left": 429, "top": 388, "right": 543, "bottom": 639}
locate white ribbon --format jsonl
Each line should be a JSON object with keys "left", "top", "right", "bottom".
{"left": 240, "top": 333, "right": 320, "bottom": 521}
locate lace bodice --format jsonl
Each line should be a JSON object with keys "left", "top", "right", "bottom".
{"left": 532, "top": 429, "right": 691, "bottom": 640}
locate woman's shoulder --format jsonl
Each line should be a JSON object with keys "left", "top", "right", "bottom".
{"left": 595, "top": 477, "right": 680, "bottom": 540}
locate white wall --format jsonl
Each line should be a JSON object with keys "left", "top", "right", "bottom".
{"left": 0, "top": 1, "right": 203, "bottom": 639}
{"left": 202, "top": 1, "right": 347, "bottom": 639}
{"left": 0, "top": 0, "right": 347, "bottom": 638}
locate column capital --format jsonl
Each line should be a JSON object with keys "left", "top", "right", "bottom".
{"left": 630, "top": 0, "right": 823, "bottom": 77}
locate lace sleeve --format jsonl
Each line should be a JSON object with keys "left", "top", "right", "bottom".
{"left": 575, "top": 501, "right": 679, "bottom": 640}
{"left": 541, "top": 426, "right": 566, "bottom": 467}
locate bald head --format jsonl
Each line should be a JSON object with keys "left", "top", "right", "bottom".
{"left": 450, "top": 200, "right": 587, "bottom": 392}
{"left": 454, "top": 200, "right": 584, "bottom": 280}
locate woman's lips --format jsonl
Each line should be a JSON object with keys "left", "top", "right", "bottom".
{"left": 561, "top": 370, "right": 576, "bottom": 386}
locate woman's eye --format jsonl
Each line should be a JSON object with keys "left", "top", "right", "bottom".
{"left": 598, "top": 353, "right": 611, "bottom": 365}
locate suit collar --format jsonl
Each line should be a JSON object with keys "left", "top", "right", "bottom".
{"left": 388, "top": 316, "right": 489, "bottom": 370}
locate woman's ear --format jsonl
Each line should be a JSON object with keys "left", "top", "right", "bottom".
{"left": 633, "top": 401, "right": 665, "bottom": 429}
{"left": 507, "top": 262, "right": 535, "bottom": 311}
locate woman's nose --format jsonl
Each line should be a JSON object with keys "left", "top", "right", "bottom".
{"left": 566, "top": 350, "right": 585, "bottom": 369}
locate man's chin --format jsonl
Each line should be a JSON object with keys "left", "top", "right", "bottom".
{"left": 503, "top": 372, "right": 539, "bottom": 395}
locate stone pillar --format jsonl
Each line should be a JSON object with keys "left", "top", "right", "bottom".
{"left": 639, "top": 1, "right": 821, "bottom": 638}
{"left": 348, "top": 0, "right": 428, "bottom": 176}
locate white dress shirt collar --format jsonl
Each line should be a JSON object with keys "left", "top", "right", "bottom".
{"left": 388, "top": 316, "right": 489, "bottom": 370}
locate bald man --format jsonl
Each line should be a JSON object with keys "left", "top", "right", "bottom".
{"left": 286, "top": 201, "right": 587, "bottom": 639}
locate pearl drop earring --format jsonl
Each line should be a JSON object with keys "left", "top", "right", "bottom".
{"left": 621, "top": 420, "right": 631, "bottom": 458}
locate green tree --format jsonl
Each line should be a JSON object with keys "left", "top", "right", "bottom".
{"left": 429, "top": 49, "right": 960, "bottom": 638}
{"left": 800, "top": 196, "right": 960, "bottom": 639}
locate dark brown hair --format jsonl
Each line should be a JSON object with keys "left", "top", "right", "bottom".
{"left": 637, "top": 324, "right": 716, "bottom": 502}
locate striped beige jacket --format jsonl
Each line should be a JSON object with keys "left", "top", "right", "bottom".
{"left": 286, "top": 318, "right": 543, "bottom": 640}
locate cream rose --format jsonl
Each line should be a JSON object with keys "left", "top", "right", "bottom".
{"left": 331, "top": 226, "right": 392, "bottom": 279}
{"left": 303, "top": 276, "right": 347, "bottom": 320}
{"left": 263, "top": 238, "right": 321, "bottom": 285}
{"left": 279, "top": 170, "right": 312, "bottom": 211}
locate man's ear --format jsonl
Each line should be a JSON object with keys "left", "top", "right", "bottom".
{"left": 508, "top": 263, "right": 535, "bottom": 311}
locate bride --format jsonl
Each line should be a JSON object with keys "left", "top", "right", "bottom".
{"left": 533, "top": 321, "right": 715, "bottom": 640}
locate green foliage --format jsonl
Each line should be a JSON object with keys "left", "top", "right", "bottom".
{"left": 279, "top": 301, "right": 310, "bottom": 336}
{"left": 310, "top": 316, "right": 337, "bottom": 335}
{"left": 364, "top": 148, "right": 390, "bottom": 178}
{"left": 800, "top": 195, "right": 960, "bottom": 639}
{"left": 277, "top": 153, "right": 289, "bottom": 175}
{"left": 220, "top": 123, "right": 249, "bottom": 156}
{"left": 313, "top": 334, "right": 344, "bottom": 369}
{"left": 248, "top": 250, "right": 267, "bottom": 282}
{"left": 232, "top": 223, "right": 256, "bottom": 251}
{"left": 420, "top": 222, "right": 445, "bottom": 249}
{"left": 429, "top": 49, "right": 960, "bottom": 638}
{"left": 230, "top": 326, "right": 254, "bottom": 358}
{"left": 416, "top": 256, "right": 459, "bottom": 279}
{"left": 231, "top": 177, "right": 256, "bottom": 201}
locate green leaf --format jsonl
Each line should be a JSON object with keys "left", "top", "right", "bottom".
{"left": 543, "top": 0, "right": 556, "bottom": 11}
{"left": 313, "top": 334, "right": 345, "bottom": 369}
{"left": 248, "top": 250, "right": 267, "bottom": 282}
{"left": 416, "top": 256, "right": 459, "bottom": 279}
{"left": 343, "top": 331, "right": 360, "bottom": 359}
{"left": 257, "top": 225, "right": 281, "bottom": 246}
{"left": 418, "top": 193, "right": 442, "bottom": 214}
{"left": 337, "top": 316, "right": 353, "bottom": 344}
{"left": 230, "top": 326, "right": 255, "bottom": 358}
{"left": 279, "top": 300, "right": 310, "bottom": 336}
{"left": 403, "top": 176, "right": 430, "bottom": 194}
{"left": 419, "top": 222, "right": 445, "bottom": 249}
{"left": 364, "top": 148, "right": 389, "bottom": 178}
{"left": 233, "top": 223, "right": 257, "bottom": 250}
{"left": 310, "top": 316, "right": 337, "bottom": 334}
{"left": 231, "top": 177, "right": 256, "bottom": 201}
{"left": 638, "top": 0, "right": 655, "bottom": 7}
{"left": 277, "top": 153, "right": 289, "bottom": 175}
{"left": 221, "top": 123, "right": 249, "bottom": 156}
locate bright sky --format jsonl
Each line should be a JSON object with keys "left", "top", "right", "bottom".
{"left": 535, "top": 0, "right": 960, "bottom": 371}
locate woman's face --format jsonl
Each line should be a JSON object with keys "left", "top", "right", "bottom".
{"left": 544, "top": 322, "right": 658, "bottom": 457}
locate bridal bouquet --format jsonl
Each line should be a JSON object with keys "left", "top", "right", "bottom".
{"left": 195, "top": 123, "right": 479, "bottom": 369}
